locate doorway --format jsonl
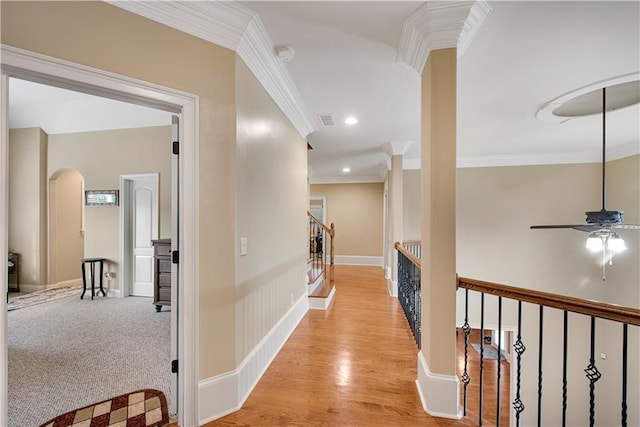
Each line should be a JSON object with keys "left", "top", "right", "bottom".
{"left": 49, "top": 168, "right": 85, "bottom": 287}
{"left": 121, "top": 174, "right": 159, "bottom": 298}
{"left": 1, "top": 46, "right": 199, "bottom": 427}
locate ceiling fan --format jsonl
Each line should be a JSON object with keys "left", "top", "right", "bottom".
{"left": 530, "top": 87, "right": 640, "bottom": 279}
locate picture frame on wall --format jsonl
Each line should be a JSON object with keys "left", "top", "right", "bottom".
{"left": 85, "top": 190, "right": 119, "bottom": 206}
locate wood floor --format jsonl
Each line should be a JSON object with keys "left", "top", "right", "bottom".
{"left": 207, "top": 265, "right": 508, "bottom": 426}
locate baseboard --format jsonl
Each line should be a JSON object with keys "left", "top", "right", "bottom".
{"left": 415, "top": 351, "right": 461, "bottom": 419}
{"left": 18, "top": 284, "right": 46, "bottom": 293}
{"left": 388, "top": 279, "right": 398, "bottom": 297}
{"left": 107, "top": 289, "right": 121, "bottom": 298}
{"left": 334, "top": 255, "right": 383, "bottom": 266}
{"left": 309, "top": 286, "right": 335, "bottom": 310}
{"left": 198, "top": 293, "right": 309, "bottom": 424}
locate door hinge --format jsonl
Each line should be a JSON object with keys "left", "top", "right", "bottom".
{"left": 172, "top": 140, "right": 179, "bottom": 155}
{"left": 171, "top": 359, "right": 178, "bottom": 373}
{"left": 172, "top": 250, "right": 179, "bottom": 264}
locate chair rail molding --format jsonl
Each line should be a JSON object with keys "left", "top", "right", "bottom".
{"left": 108, "top": 0, "right": 317, "bottom": 138}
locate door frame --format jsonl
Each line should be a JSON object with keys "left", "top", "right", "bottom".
{"left": 120, "top": 173, "right": 159, "bottom": 298}
{"left": 0, "top": 45, "right": 200, "bottom": 427}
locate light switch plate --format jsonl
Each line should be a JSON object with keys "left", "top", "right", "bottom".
{"left": 240, "top": 237, "right": 248, "bottom": 256}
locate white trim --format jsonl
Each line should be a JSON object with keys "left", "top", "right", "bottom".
{"left": 388, "top": 279, "right": 398, "bottom": 298}
{"left": 383, "top": 141, "right": 414, "bottom": 157}
{"left": 0, "top": 45, "right": 199, "bottom": 427}
{"left": 456, "top": 145, "right": 640, "bottom": 169}
{"left": 107, "top": 289, "right": 121, "bottom": 298}
{"left": 309, "top": 175, "right": 385, "bottom": 184}
{"left": 119, "top": 173, "right": 160, "bottom": 299}
{"left": 0, "top": 73, "right": 9, "bottom": 427}
{"left": 457, "top": 0, "right": 492, "bottom": 57}
{"left": 309, "top": 286, "right": 336, "bottom": 310}
{"left": 397, "top": 1, "right": 477, "bottom": 74}
{"left": 416, "top": 351, "right": 461, "bottom": 419}
{"left": 198, "top": 294, "right": 308, "bottom": 424}
{"left": 109, "top": 1, "right": 316, "bottom": 138}
{"left": 334, "top": 255, "right": 383, "bottom": 266}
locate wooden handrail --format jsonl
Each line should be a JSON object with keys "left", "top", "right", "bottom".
{"left": 307, "top": 211, "right": 334, "bottom": 237}
{"left": 458, "top": 276, "right": 640, "bottom": 327}
{"left": 394, "top": 242, "right": 421, "bottom": 269}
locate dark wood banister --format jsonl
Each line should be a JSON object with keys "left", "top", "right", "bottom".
{"left": 458, "top": 276, "right": 640, "bottom": 327}
{"left": 308, "top": 211, "right": 335, "bottom": 282}
{"left": 392, "top": 241, "right": 640, "bottom": 326}
{"left": 394, "top": 242, "right": 421, "bottom": 269}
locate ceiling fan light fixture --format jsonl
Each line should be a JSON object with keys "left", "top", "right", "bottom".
{"left": 608, "top": 233, "right": 627, "bottom": 253}
{"left": 586, "top": 233, "right": 604, "bottom": 252}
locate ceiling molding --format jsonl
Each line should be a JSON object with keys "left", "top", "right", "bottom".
{"left": 382, "top": 140, "right": 414, "bottom": 157}
{"left": 309, "top": 175, "right": 385, "bottom": 185}
{"left": 108, "top": 1, "right": 253, "bottom": 51}
{"left": 456, "top": 146, "right": 639, "bottom": 169}
{"left": 397, "top": 1, "right": 478, "bottom": 74}
{"left": 457, "top": 1, "right": 492, "bottom": 57}
{"left": 237, "top": 16, "right": 317, "bottom": 137}
{"left": 108, "top": 0, "right": 317, "bottom": 137}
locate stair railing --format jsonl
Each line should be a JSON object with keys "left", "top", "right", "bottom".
{"left": 307, "top": 211, "right": 335, "bottom": 283}
{"left": 395, "top": 241, "right": 421, "bottom": 348}
{"left": 457, "top": 276, "right": 640, "bottom": 427}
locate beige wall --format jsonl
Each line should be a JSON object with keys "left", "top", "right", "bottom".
{"left": 235, "top": 59, "right": 308, "bottom": 363}
{"left": 8, "top": 128, "right": 47, "bottom": 285}
{"left": 456, "top": 157, "right": 640, "bottom": 426}
{"left": 48, "top": 126, "right": 172, "bottom": 283}
{"left": 310, "top": 183, "right": 384, "bottom": 257}
{"left": 403, "top": 169, "right": 421, "bottom": 241}
{"left": 2, "top": 0, "right": 237, "bottom": 378}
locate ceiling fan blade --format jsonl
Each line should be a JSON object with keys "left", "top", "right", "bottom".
{"left": 613, "top": 224, "right": 640, "bottom": 230}
{"left": 530, "top": 224, "right": 597, "bottom": 232}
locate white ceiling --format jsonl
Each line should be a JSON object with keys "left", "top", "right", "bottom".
{"left": 7, "top": 1, "right": 640, "bottom": 183}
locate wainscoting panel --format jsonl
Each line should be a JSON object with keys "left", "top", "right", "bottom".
{"left": 198, "top": 293, "right": 309, "bottom": 424}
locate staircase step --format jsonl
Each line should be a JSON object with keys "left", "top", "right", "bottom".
{"left": 308, "top": 280, "right": 335, "bottom": 310}
{"left": 309, "top": 280, "right": 333, "bottom": 298}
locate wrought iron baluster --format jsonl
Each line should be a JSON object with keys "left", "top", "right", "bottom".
{"left": 537, "top": 305, "right": 543, "bottom": 427}
{"left": 461, "top": 289, "right": 471, "bottom": 416}
{"left": 622, "top": 323, "right": 628, "bottom": 427}
{"left": 562, "top": 311, "right": 568, "bottom": 427}
{"left": 479, "top": 293, "right": 485, "bottom": 426}
{"left": 496, "top": 296, "right": 502, "bottom": 427}
{"left": 512, "top": 301, "right": 525, "bottom": 426}
{"left": 584, "top": 316, "right": 601, "bottom": 427}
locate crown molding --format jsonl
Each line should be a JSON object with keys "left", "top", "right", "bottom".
{"left": 397, "top": 1, "right": 480, "bottom": 74}
{"left": 382, "top": 140, "right": 414, "bottom": 157}
{"left": 309, "top": 175, "right": 385, "bottom": 185}
{"left": 456, "top": 146, "right": 640, "bottom": 169}
{"left": 237, "top": 16, "right": 316, "bottom": 136}
{"left": 108, "top": 1, "right": 316, "bottom": 137}
{"left": 458, "top": 1, "right": 492, "bottom": 57}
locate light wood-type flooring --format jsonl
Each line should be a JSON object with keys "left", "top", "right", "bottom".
{"left": 207, "top": 265, "right": 509, "bottom": 426}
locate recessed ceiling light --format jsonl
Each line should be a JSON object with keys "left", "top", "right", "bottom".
{"left": 342, "top": 167, "right": 351, "bottom": 173}
{"left": 345, "top": 116, "right": 358, "bottom": 125}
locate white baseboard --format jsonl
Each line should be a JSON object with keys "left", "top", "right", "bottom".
{"left": 199, "top": 293, "right": 309, "bottom": 424}
{"left": 18, "top": 284, "right": 46, "bottom": 293}
{"left": 334, "top": 255, "right": 383, "bottom": 266}
{"left": 309, "top": 286, "right": 335, "bottom": 310}
{"left": 388, "top": 279, "right": 398, "bottom": 297}
{"left": 107, "top": 289, "right": 121, "bottom": 298}
{"left": 415, "top": 351, "right": 461, "bottom": 419}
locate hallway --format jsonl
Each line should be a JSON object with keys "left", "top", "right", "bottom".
{"left": 209, "top": 265, "right": 480, "bottom": 426}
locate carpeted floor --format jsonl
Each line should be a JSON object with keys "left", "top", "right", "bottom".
{"left": 8, "top": 294, "right": 171, "bottom": 427}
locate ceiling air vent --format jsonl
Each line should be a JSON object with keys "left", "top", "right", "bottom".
{"left": 318, "top": 113, "right": 335, "bottom": 127}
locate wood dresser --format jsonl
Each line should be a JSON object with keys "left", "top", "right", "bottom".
{"left": 151, "top": 238, "right": 172, "bottom": 312}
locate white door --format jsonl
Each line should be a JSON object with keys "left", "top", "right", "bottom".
{"left": 130, "top": 176, "right": 158, "bottom": 297}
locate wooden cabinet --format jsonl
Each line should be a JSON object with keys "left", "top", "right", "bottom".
{"left": 152, "top": 239, "right": 172, "bottom": 312}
